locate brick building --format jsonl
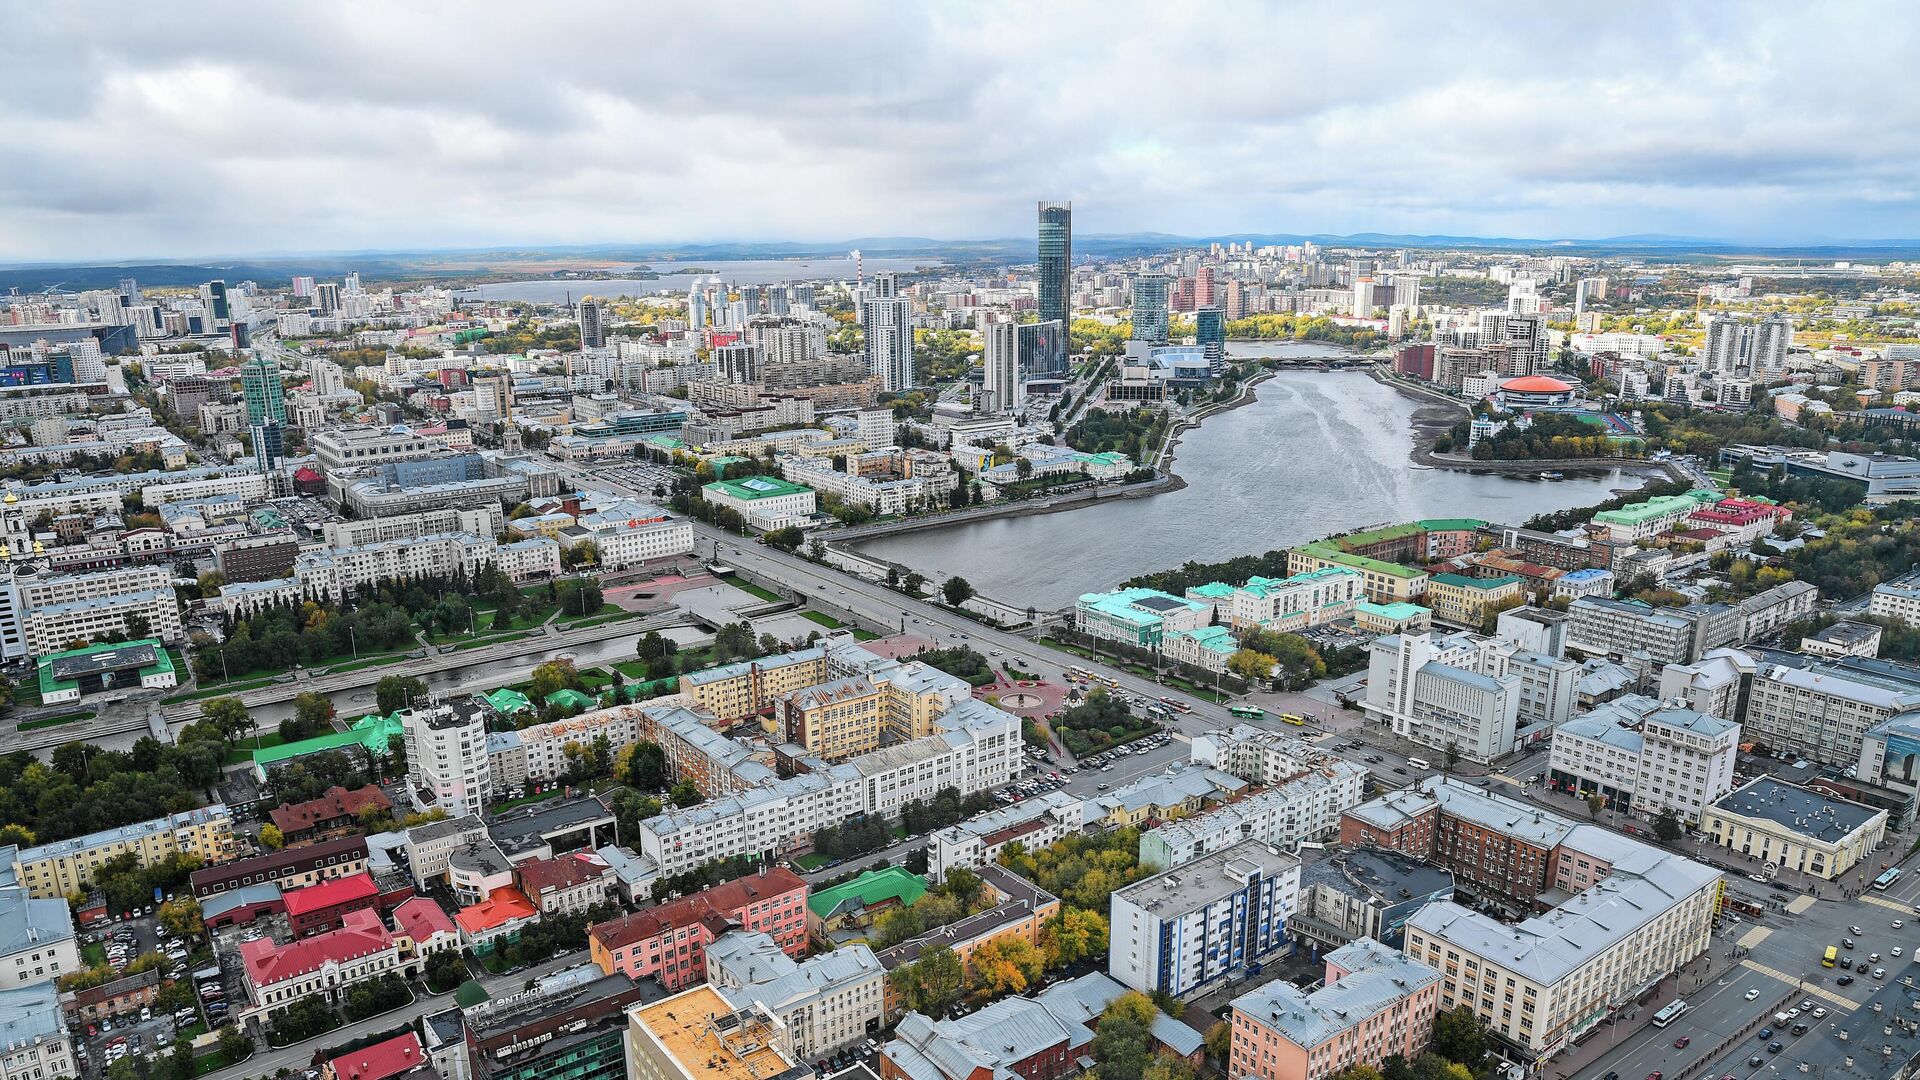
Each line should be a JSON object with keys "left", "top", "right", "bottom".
{"left": 270, "top": 785, "right": 393, "bottom": 846}
{"left": 588, "top": 867, "right": 807, "bottom": 991}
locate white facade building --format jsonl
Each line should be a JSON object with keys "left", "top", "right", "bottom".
{"left": 1109, "top": 840, "right": 1301, "bottom": 1000}
{"left": 704, "top": 931, "right": 885, "bottom": 1058}
{"left": 1363, "top": 632, "right": 1521, "bottom": 764}
{"left": 402, "top": 701, "right": 494, "bottom": 818}
{"left": 1546, "top": 695, "right": 1741, "bottom": 820}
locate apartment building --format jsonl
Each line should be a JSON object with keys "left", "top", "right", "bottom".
{"left": 1403, "top": 850, "right": 1720, "bottom": 1061}
{"left": 14, "top": 805, "right": 235, "bottom": 899}
{"left": 679, "top": 644, "right": 836, "bottom": 723}
{"left": 1870, "top": 576, "right": 1920, "bottom": 626}
{"left": 588, "top": 868, "right": 808, "bottom": 991}
{"left": 1741, "top": 652, "right": 1920, "bottom": 766}
{"left": 1073, "top": 588, "right": 1209, "bottom": 648}
{"left": 1425, "top": 573, "right": 1524, "bottom": 629}
{"left": 1109, "top": 840, "right": 1301, "bottom": 1000}
{"left": 12, "top": 563, "right": 182, "bottom": 653}
{"left": 1546, "top": 696, "right": 1740, "bottom": 819}
{"left": 0, "top": 984, "right": 75, "bottom": 1080}
{"left": 925, "top": 792, "right": 1083, "bottom": 883}
{"left": 1340, "top": 779, "right": 1570, "bottom": 913}
{"left": 1229, "top": 938, "right": 1441, "bottom": 1080}
{"left": 0, "top": 887, "right": 78, "bottom": 988}
{"left": 625, "top": 987, "right": 809, "bottom": 1080}
{"left": 1138, "top": 761, "right": 1368, "bottom": 871}
{"left": 1732, "top": 580, "right": 1819, "bottom": 641}
{"left": 1290, "top": 849, "right": 1456, "bottom": 951}
{"left": 1700, "top": 778, "right": 1886, "bottom": 881}
{"left": 780, "top": 660, "right": 968, "bottom": 762}
{"left": 704, "top": 931, "right": 884, "bottom": 1058}
{"left": 486, "top": 705, "right": 649, "bottom": 792}
{"left": 403, "top": 700, "right": 494, "bottom": 818}
{"left": 1565, "top": 597, "right": 1714, "bottom": 666}
{"left": 459, "top": 968, "right": 647, "bottom": 1080}
{"left": 321, "top": 506, "right": 503, "bottom": 549}
{"left": 1363, "top": 633, "right": 1520, "bottom": 764}
{"left": 1656, "top": 650, "right": 1749, "bottom": 722}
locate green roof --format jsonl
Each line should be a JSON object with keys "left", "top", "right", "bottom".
{"left": 252, "top": 713, "right": 403, "bottom": 768}
{"left": 646, "top": 435, "right": 686, "bottom": 449}
{"left": 36, "top": 638, "right": 173, "bottom": 699}
{"left": 1332, "top": 522, "right": 1426, "bottom": 549}
{"left": 703, "top": 476, "right": 813, "bottom": 501}
{"left": 1591, "top": 491, "right": 1717, "bottom": 527}
{"left": 1431, "top": 572, "right": 1521, "bottom": 591}
{"left": 1294, "top": 541, "right": 1424, "bottom": 579}
{"left": 544, "top": 688, "right": 597, "bottom": 710}
{"left": 1357, "top": 601, "right": 1428, "bottom": 619}
{"left": 1187, "top": 582, "right": 1236, "bottom": 599}
{"left": 1170, "top": 625, "right": 1238, "bottom": 655}
{"left": 806, "top": 866, "right": 928, "bottom": 920}
{"left": 1417, "top": 518, "right": 1488, "bottom": 532}
{"left": 485, "top": 688, "right": 534, "bottom": 715}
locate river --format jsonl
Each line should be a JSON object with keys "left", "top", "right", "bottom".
{"left": 454, "top": 256, "right": 939, "bottom": 303}
{"left": 855, "top": 357, "right": 1647, "bottom": 609}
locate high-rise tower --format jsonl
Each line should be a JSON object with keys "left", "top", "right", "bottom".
{"left": 1037, "top": 201, "right": 1072, "bottom": 329}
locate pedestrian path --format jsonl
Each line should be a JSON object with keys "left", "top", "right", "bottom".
{"left": 1860, "top": 893, "right": 1908, "bottom": 914}
{"left": 1736, "top": 925, "right": 1773, "bottom": 950}
{"left": 1786, "top": 895, "right": 1816, "bottom": 915}
{"left": 1738, "top": 959, "right": 1856, "bottom": 1011}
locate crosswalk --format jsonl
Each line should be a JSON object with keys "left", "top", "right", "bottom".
{"left": 1785, "top": 896, "right": 1816, "bottom": 915}
{"left": 1738, "top": 959, "right": 1857, "bottom": 1011}
{"left": 1860, "top": 893, "right": 1910, "bottom": 914}
{"left": 1737, "top": 926, "right": 1773, "bottom": 950}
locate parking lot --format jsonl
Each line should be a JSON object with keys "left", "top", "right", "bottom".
{"left": 75, "top": 909, "right": 220, "bottom": 1075}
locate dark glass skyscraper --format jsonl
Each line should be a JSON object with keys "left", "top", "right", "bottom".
{"left": 1037, "top": 201, "right": 1072, "bottom": 328}
{"left": 1132, "top": 272, "right": 1171, "bottom": 344}
{"left": 1195, "top": 306, "right": 1225, "bottom": 372}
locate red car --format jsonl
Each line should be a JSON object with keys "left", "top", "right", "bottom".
{"left": 1646, "top": 1073, "right": 1662, "bottom": 1080}
{"left": 1673, "top": 1036, "right": 1691, "bottom": 1048}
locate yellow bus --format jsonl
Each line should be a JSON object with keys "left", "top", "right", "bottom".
{"left": 1824, "top": 946, "right": 1838, "bottom": 968}
{"left": 1279, "top": 713, "right": 1307, "bottom": 726}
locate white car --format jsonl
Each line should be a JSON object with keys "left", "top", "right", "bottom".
{"left": 1894, "top": 947, "right": 1905, "bottom": 957}
{"left": 1745, "top": 988, "right": 1761, "bottom": 1001}
{"left": 1811, "top": 1007, "right": 1828, "bottom": 1019}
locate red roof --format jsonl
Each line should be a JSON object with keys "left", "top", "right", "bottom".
{"left": 589, "top": 867, "right": 805, "bottom": 951}
{"left": 455, "top": 887, "right": 538, "bottom": 935}
{"left": 392, "top": 897, "right": 456, "bottom": 942}
{"left": 241, "top": 908, "right": 393, "bottom": 988}
{"left": 328, "top": 1031, "right": 424, "bottom": 1080}
{"left": 283, "top": 872, "right": 380, "bottom": 918}
{"left": 294, "top": 466, "right": 323, "bottom": 482}
{"left": 270, "top": 784, "right": 392, "bottom": 834}
{"left": 1500, "top": 375, "right": 1574, "bottom": 393}
{"left": 516, "top": 852, "right": 612, "bottom": 898}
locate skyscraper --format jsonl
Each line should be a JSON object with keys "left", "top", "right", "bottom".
{"left": 1132, "top": 273, "right": 1171, "bottom": 344}
{"left": 315, "top": 282, "right": 340, "bottom": 314}
{"left": 687, "top": 283, "right": 709, "bottom": 329}
{"left": 1037, "top": 201, "right": 1072, "bottom": 329}
{"left": 473, "top": 373, "right": 513, "bottom": 420}
{"left": 201, "top": 280, "right": 231, "bottom": 330}
{"left": 983, "top": 320, "right": 1020, "bottom": 415}
{"left": 714, "top": 343, "right": 761, "bottom": 384}
{"left": 240, "top": 357, "right": 285, "bottom": 425}
{"left": 1195, "top": 307, "right": 1225, "bottom": 370}
{"left": 1704, "top": 315, "right": 1743, "bottom": 376}
{"left": 860, "top": 272, "right": 915, "bottom": 392}
{"left": 1019, "top": 320, "right": 1066, "bottom": 380}
{"left": 1194, "top": 266, "right": 1215, "bottom": 308}
{"left": 579, "top": 296, "right": 605, "bottom": 348}
{"left": 1750, "top": 314, "right": 1792, "bottom": 375}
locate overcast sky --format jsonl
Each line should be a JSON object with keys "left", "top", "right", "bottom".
{"left": 4, "top": 2, "right": 1916, "bottom": 263}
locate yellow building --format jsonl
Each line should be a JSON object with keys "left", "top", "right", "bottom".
{"left": 1424, "top": 573, "right": 1524, "bottom": 628}
{"left": 626, "top": 986, "right": 809, "bottom": 1080}
{"left": 1700, "top": 778, "right": 1886, "bottom": 882}
{"left": 1287, "top": 544, "right": 1428, "bottom": 604}
{"left": 782, "top": 676, "right": 887, "bottom": 761}
{"left": 12, "top": 805, "right": 237, "bottom": 899}
{"left": 680, "top": 647, "right": 831, "bottom": 723}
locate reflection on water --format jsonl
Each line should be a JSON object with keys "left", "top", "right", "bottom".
{"left": 856, "top": 367, "right": 1643, "bottom": 609}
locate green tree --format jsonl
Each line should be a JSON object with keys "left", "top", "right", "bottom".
{"left": 1091, "top": 992, "right": 1159, "bottom": 1080}
{"left": 374, "top": 675, "right": 427, "bottom": 714}
{"left": 887, "top": 943, "right": 966, "bottom": 1014}
{"left": 1203, "top": 1020, "right": 1232, "bottom": 1062}
{"left": 623, "top": 740, "right": 669, "bottom": 790}
{"left": 1226, "top": 649, "right": 1275, "bottom": 683}
{"left": 200, "top": 696, "right": 252, "bottom": 740}
{"left": 942, "top": 576, "right": 976, "bottom": 606}
{"left": 1040, "top": 907, "right": 1108, "bottom": 969}
{"left": 1653, "top": 808, "right": 1685, "bottom": 842}
{"left": 217, "top": 1024, "right": 250, "bottom": 1065}
{"left": 1429, "top": 1006, "right": 1488, "bottom": 1067}
{"left": 669, "top": 780, "right": 701, "bottom": 807}
{"left": 636, "top": 630, "right": 677, "bottom": 662}
{"left": 1586, "top": 793, "right": 1606, "bottom": 820}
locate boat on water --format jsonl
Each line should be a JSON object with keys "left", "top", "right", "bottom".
{"left": 1539, "top": 471, "right": 1564, "bottom": 480}
{"left": 1409, "top": 463, "right": 1436, "bottom": 471}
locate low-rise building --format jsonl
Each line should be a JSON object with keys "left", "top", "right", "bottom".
{"left": 589, "top": 868, "right": 808, "bottom": 991}
{"left": 269, "top": 784, "right": 393, "bottom": 846}
{"left": 626, "top": 986, "right": 810, "bottom": 1080}
{"left": 515, "top": 851, "right": 618, "bottom": 915}
{"left": 700, "top": 476, "right": 817, "bottom": 531}
{"left": 1800, "top": 620, "right": 1884, "bottom": 659}
{"left": 189, "top": 834, "right": 369, "bottom": 898}
{"left": 873, "top": 865, "right": 1059, "bottom": 1017}
{"left": 1229, "top": 938, "right": 1441, "bottom": 1080}
{"left": 17, "top": 804, "right": 235, "bottom": 899}
{"left": 1545, "top": 696, "right": 1740, "bottom": 819}
{"left": 0, "top": 886, "right": 78, "bottom": 988}
{"left": 806, "top": 868, "right": 926, "bottom": 946}
{"left": 283, "top": 872, "right": 383, "bottom": 937}
{"left": 461, "top": 966, "right": 646, "bottom": 1080}
{"left": 240, "top": 908, "right": 406, "bottom": 1022}
{"left": 1109, "top": 840, "right": 1300, "bottom": 1000}
{"left": 1138, "top": 760, "right": 1368, "bottom": 871}
{"left": 1700, "top": 777, "right": 1887, "bottom": 881}
{"left": 925, "top": 791, "right": 1082, "bottom": 883}
{"left": 0, "top": 983, "right": 76, "bottom": 1080}
{"left": 1424, "top": 573, "right": 1523, "bottom": 629}
{"left": 1290, "top": 848, "right": 1455, "bottom": 950}
{"left": 705, "top": 931, "right": 885, "bottom": 1058}
{"left": 1073, "top": 588, "right": 1209, "bottom": 648}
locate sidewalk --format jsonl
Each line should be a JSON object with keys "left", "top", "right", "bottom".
{"left": 1547, "top": 939, "right": 1750, "bottom": 1079}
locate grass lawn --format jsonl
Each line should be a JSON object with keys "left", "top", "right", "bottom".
{"left": 221, "top": 731, "right": 288, "bottom": 765}
{"left": 176, "top": 1021, "right": 207, "bottom": 1042}
{"left": 323, "top": 653, "right": 415, "bottom": 676}
{"left": 557, "top": 608, "right": 641, "bottom": 631}
{"left": 794, "top": 853, "right": 829, "bottom": 871}
{"left": 851, "top": 628, "right": 880, "bottom": 641}
{"left": 454, "top": 631, "right": 534, "bottom": 651}
{"left": 19, "top": 710, "right": 93, "bottom": 731}
{"left": 495, "top": 787, "right": 564, "bottom": 810}
{"left": 82, "top": 941, "right": 107, "bottom": 967}
{"left": 613, "top": 660, "right": 653, "bottom": 678}
{"left": 718, "top": 575, "right": 782, "bottom": 603}
{"left": 11, "top": 682, "right": 42, "bottom": 708}
{"left": 799, "top": 611, "right": 845, "bottom": 629}
{"left": 163, "top": 677, "right": 277, "bottom": 703}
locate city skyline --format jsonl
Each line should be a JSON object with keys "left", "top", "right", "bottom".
{"left": 4, "top": 3, "right": 1918, "bottom": 262}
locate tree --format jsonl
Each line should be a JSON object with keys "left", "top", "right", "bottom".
{"left": 1226, "top": 648, "right": 1275, "bottom": 683}
{"left": 1429, "top": 1006, "right": 1488, "bottom": 1067}
{"left": 669, "top": 780, "right": 701, "bottom": 807}
{"left": 1443, "top": 741, "right": 1461, "bottom": 776}
{"left": 636, "top": 631, "right": 677, "bottom": 662}
{"left": 292, "top": 691, "right": 335, "bottom": 729}
{"left": 942, "top": 867, "right": 985, "bottom": 910}
{"left": 1653, "top": 807, "right": 1685, "bottom": 842}
{"left": 1091, "top": 992, "right": 1158, "bottom": 1080}
{"left": 217, "top": 1024, "right": 251, "bottom": 1065}
{"left": 902, "top": 571, "right": 926, "bottom": 595}
{"left": 942, "top": 576, "right": 976, "bottom": 606}
{"left": 1586, "top": 793, "right": 1607, "bottom": 820}
{"left": 1328, "top": 1068, "right": 1385, "bottom": 1080}
{"left": 1015, "top": 457, "right": 1034, "bottom": 479}
{"left": 764, "top": 526, "right": 804, "bottom": 552}
{"left": 1041, "top": 908, "right": 1108, "bottom": 969}
{"left": 375, "top": 675, "right": 427, "bottom": 714}
{"left": 1203, "top": 1020, "right": 1232, "bottom": 1063}
{"left": 258, "top": 824, "right": 285, "bottom": 850}
{"left": 200, "top": 696, "right": 252, "bottom": 741}
{"left": 528, "top": 660, "right": 582, "bottom": 701}
{"left": 887, "top": 943, "right": 965, "bottom": 1014}
{"left": 623, "top": 740, "right": 669, "bottom": 791}
{"left": 158, "top": 897, "right": 203, "bottom": 939}
{"left": 970, "top": 935, "right": 1044, "bottom": 995}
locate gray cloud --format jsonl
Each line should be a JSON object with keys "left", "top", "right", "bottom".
{"left": 2, "top": 0, "right": 1916, "bottom": 262}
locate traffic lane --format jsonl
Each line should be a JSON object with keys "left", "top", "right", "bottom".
{"left": 1579, "top": 963, "right": 1787, "bottom": 1080}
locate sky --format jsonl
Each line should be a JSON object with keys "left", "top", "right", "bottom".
{"left": 3, "top": 2, "right": 1917, "bottom": 264}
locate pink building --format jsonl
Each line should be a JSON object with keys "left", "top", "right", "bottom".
{"left": 587, "top": 868, "right": 807, "bottom": 991}
{"left": 1230, "top": 938, "right": 1440, "bottom": 1080}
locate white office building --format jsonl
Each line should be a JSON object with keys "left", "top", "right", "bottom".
{"left": 1546, "top": 695, "right": 1740, "bottom": 820}
{"left": 704, "top": 931, "right": 885, "bottom": 1058}
{"left": 1138, "top": 761, "right": 1368, "bottom": 871}
{"left": 1109, "top": 840, "right": 1301, "bottom": 1000}
{"left": 1363, "top": 633, "right": 1521, "bottom": 764}
{"left": 402, "top": 700, "right": 494, "bottom": 818}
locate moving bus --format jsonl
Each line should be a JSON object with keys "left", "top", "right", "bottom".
{"left": 1228, "top": 705, "right": 1265, "bottom": 721}
{"left": 1874, "top": 868, "right": 1903, "bottom": 891}
{"left": 1159, "top": 696, "right": 1192, "bottom": 713}
{"left": 1279, "top": 713, "right": 1307, "bottom": 726}
{"left": 1407, "top": 757, "right": 1431, "bottom": 771}
{"left": 1651, "top": 1001, "right": 1689, "bottom": 1028}
{"left": 1067, "top": 666, "right": 1093, "bottom": 682}
{"left": 1824, "top": 946, "right": 1839, "bottom": 968}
